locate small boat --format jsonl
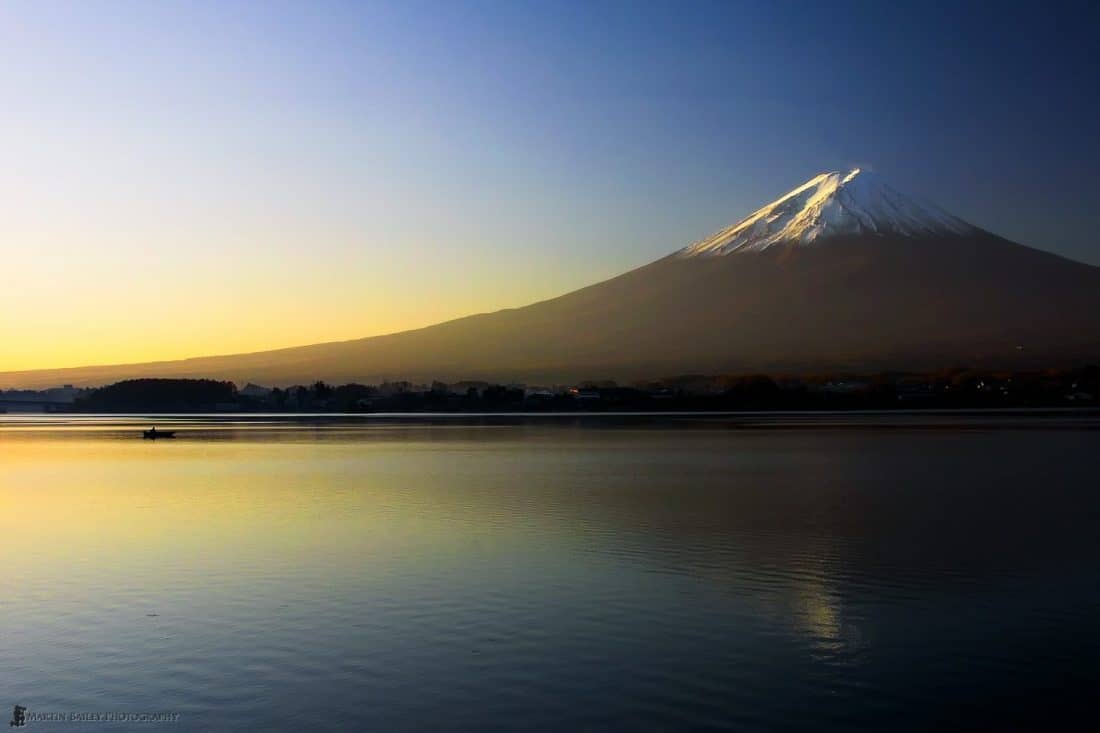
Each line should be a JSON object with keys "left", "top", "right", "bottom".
{"left": 142, "top": 428, "right": 177, "bottom": 439}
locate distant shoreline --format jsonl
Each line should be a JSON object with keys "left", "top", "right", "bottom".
{"left": 3, "top": 369, "right": 1098, "bottom": 414}
{"left": 4, "top": 407, "right": 1099, "bottom": 422}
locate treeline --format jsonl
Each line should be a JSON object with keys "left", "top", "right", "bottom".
{"left": 66, "top": 366, "right": 1100, "bottom": 412}
{"left": 74, "top": 379, "right": 237, "bottom": 412}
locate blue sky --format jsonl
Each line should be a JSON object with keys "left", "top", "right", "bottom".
{"left": 2, "top": 0, "right": 1098, "bottom": 368}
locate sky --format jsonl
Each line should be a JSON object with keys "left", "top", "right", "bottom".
{"left": 2, "top": 0, "right": 1098, "bottom": 371}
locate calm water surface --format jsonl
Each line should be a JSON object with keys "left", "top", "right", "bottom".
{"left": 3, "top": 414, "right": 1098, "bottom": 731}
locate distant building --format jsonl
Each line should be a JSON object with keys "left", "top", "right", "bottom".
{"left": 812, "top": 380, "right": 871, "bottom": 394}
{"left": 896, "top": 382, "right": 935, "bottom": 402}
{"left": 524, "top": 388, "right": 554, "bottom": 399}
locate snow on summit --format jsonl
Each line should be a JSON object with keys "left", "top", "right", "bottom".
{"left": 679, "top": 169, "right": 975, "bottom": 256}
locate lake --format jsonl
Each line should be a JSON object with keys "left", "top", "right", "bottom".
{"left": 3, "top": 413, "right": 1098, "bottom": 731}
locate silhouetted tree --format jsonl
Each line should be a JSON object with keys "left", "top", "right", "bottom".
{"left": 75, "top": 379, "right": 237, "bottom": 412}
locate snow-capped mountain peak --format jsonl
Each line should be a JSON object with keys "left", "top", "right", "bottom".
{"left": 678, "top": 169, "right": 976, "bottom": 256}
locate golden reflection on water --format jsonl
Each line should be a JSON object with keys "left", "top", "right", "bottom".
{"left": 1, "top": 424, "right": 857, "bottom": 613}
{"left": 1, "top": 432, "right": 519, "bottom": 588}
{"left": 790, "top": 554, "right": 862, "bottom": 660}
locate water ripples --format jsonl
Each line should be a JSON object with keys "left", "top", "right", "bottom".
{"left": 2, "top": 418, "right": 1099, "bottom": 730}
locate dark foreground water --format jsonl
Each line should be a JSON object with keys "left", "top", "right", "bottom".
{"left": 2, "top": 413, "right": 1098, "bottom": 731}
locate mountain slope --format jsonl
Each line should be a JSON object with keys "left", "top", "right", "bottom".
{"left": 4, "top": 171, "right": 1100, "bottom": 388}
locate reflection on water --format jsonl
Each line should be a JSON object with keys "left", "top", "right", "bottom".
{"left": 2, "top": 415, "right": 1098, "bottom": 731}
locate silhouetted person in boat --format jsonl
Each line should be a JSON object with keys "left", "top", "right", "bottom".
{"left": 149, "top": 426, "right": 156, "bottom": 437}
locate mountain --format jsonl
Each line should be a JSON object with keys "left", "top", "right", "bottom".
{"left": 4, "top": 169, "right": 1100, "bottom": 389}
